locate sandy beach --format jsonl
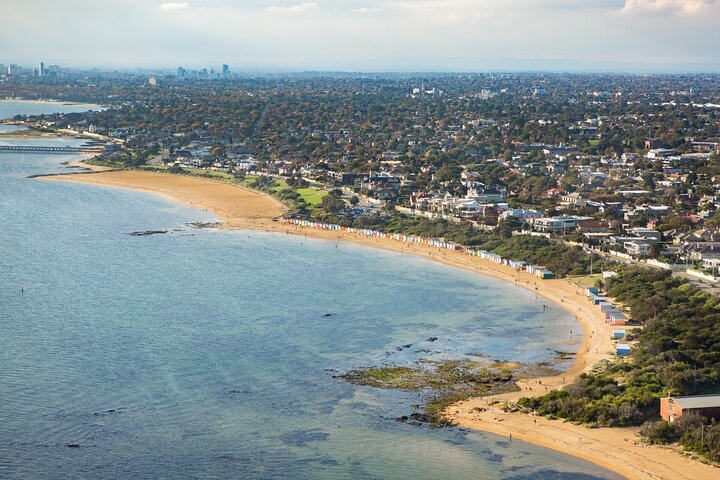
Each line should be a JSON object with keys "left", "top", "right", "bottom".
{"left": 39, "top": 167, "right": 718, "bottom": 480}
{"left": 64, "top": 160, "right": 115, "bottom": 172}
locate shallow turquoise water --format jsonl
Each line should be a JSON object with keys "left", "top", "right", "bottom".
{"left": 0, "top": 104, "right": 623, "bottom": 479}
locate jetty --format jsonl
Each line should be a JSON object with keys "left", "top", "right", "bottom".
{"left": 0, "top": 145, "right": 105, "bottom": 154}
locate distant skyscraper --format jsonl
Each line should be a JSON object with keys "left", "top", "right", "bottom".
{"left": 177, "top": 66, "right": 186, "bottom": 78}
{"left": 39, "top": 62, "right": 45, "bottom": 76}
{"left": 222, "top": 64, "right": 230, "bottom": 77}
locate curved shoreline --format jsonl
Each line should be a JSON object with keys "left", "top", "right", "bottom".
{"left": 38, "top": 167, "right": 718, "bottom": 480}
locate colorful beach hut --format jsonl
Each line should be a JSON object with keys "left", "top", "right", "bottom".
{"left": 610, "top": 312, "right": 628, "bottom": 326}
{"left": 616, "top": 344, "right": 631, "bottom": 356}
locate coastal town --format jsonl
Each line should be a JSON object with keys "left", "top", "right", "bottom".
{"left": 4, "top": 69, "right": 720, "bottom": 271}
{"left": 2, "top": 64, "right": 720, "bottom": 477}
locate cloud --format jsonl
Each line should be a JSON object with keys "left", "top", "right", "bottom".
{"left": 1, "top": 0, "right": 719, "bottom": 70}
{"left": 266, "top": 2, "right": 318, "bottom": 14}
{"left": 351, "top": 7, "right": 381, "bottom": 13}
{"left": 618, "top": 0, "right": 716, "bottom": 15}
{"left": 160, "top": 2, "right": 189, "bottom": 11}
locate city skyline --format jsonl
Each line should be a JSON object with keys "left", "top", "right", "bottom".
{"left": 2, "top": 0, "right": 720, "bottom": 72}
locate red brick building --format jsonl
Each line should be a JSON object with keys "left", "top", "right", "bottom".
{"left": 660, "top": 395, "right": 720, "bottom": 422}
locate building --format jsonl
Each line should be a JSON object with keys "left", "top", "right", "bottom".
{"left": 628, "top": 228, "right": 662, "bottom": 241}
{"left": 500, "top": 208, "right": 543, "bottom": 222}
{"left": 624, "top": 241, "right": 650, "bottom": 257}
{"left": 577, "top": 220, "right": 610, "bottom": 233}
{"left": 533, "top": 216, "right": 592, "bottom": 233}
{"left": 647, "top": 148, "right": 674, "bottom": 159}
{"left": 691, "top": 141, "right": 720, "bottom": 153}
{"left": 222, "top": 64, "right": 230, "bottom": 77}
{"left": 684, "top": 242, "right": 720, "bottom": 262}
{"left": 328, "top": 171, "right": 368, "bottom": 186}
{"left": 615, "top": 344, "right": 631, "bottom": 356}
{"left": 561, "top": 192, "right": 586, "bottom": 205}
{"left": 644, "top": 138, "right": 662, "bottom": 150}
{"left": 610, "top": 311, "right": 628, "bottom": 325}
{"left": 466, "top": 185, "right": 506, "bottom": 203}
{"left": 660, "top": 395, "right": 720, "bottom": 422}
{"left": 38, "top": 62, "right": 45, "bottom": 77}
{"left": 148, "top": 77, "right": 158, "bottom": 86}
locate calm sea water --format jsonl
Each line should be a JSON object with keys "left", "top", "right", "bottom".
{"left": 0, "top": 100, "right": 103, "bottom": 118}
{"left": 0, "top": 102, "right": 623, "bottom": 479}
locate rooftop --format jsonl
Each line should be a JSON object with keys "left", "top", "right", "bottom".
{"left": 672, "top": 394, "right": 720, "bottom": 410}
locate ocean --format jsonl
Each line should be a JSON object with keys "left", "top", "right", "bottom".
{"left": 0, "top": 101, "right": 622, "bottom": 479}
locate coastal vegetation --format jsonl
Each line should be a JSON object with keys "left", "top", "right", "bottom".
{"left": 518, "top": 267, "right": 720, "bottom": 462}
{"left": 640, "top": 414, "right": 720, "bottom": 462}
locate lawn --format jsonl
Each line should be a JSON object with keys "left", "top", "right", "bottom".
{"left": 138, "top": 165, "right": 234, "bottom": 180}
{"left": 136, "top": 169, "right": 326, "bottom": 207}
{"left": 267, "top": 178, "right": 327, "bottom": 208}
{"left": 185, "top": 168, "right": 235, "bottom": 180}
{"left": 138, "top": 165, "right": 169, "bottom": 171}
{"left": 296, "top": 187, "right": 328, "bottom": 207}
{"left": 569, "top": 274, "right": 602, "bottom": 289}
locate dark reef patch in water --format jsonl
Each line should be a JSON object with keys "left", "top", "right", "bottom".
{"left": 279, "top": 428, "right": 331, "bottom": 447}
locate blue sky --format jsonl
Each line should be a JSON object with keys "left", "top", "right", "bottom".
{"left": 2, "top": 0, "right": 719, "bottom": 71}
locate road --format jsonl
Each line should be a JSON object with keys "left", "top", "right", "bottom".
{"left": 582, "top": 245, "right": 720, "bottom": 296}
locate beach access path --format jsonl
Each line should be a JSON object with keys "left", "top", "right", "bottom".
{"left": 39, "top": 166, "right": 719, "bottom": 480}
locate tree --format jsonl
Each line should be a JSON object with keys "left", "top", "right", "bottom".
{"left": 320, "top": 193, "right": 345, "bottom": 214}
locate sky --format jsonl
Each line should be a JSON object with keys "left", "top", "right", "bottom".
{"left": 2, "top": 0, "right": 720, "bottom": 72}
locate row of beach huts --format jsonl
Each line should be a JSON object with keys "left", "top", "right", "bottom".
{"left": 585, "top": 287, "right": 632, "bottom": 356}
{"left": 285, "top": 218, "right": 555, "bottom": 279}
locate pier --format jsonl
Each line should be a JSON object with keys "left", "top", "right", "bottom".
{"left": 0, "top": 145, "right": 105, "bottom": 154}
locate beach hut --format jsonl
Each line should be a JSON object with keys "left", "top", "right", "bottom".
{"left": 586, "top": 287, "right": 599, "bottom": 296}
{"left": 599, "top": 302, "right": 615, "bottom": 312}
{"left": 612, "top": 329, "right": 626, "bottom": 340}
{"left": 591, "top": 295, "right": 606, "bottom": 305}
{"left": 610, "top": 312, "right": 628, "bottom": 326}
{"left": 616, "top": 344, "right": 631, "bottom": 356}
{"left": 537, "top": 270, "right": 553, "bottom": 279}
